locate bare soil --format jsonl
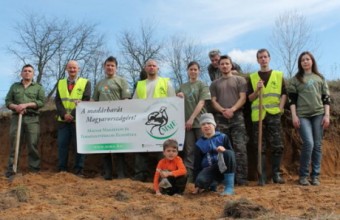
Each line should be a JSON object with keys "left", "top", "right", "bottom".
{"left": 0, "top": 172, "right": 339, "bottom": 219}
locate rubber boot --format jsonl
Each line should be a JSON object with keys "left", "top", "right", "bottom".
{"left": 221, "top": 173, "right": 235, "bottom": 195}
{"left": 258, "top": 154, "right": 266, "bottom": 186}
{"left": 272, "top": 155, "right": 285, "bottom": 184}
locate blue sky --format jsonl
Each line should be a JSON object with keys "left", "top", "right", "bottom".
{"left": 1, "top": 0, "right": 340, "bottom": 104}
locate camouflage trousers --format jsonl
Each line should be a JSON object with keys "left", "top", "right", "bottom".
{"left": 216, "top": 111, "right": 248, "bottom": 183}
{"left": 252, "top": 113, "right": 284, "bottom": 156}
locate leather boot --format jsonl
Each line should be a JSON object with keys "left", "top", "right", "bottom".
{"left": 103, "top": 154, "right": 113, "bottom": 180}
{"left": 115, "top": 154, "right": 126, "bottom": 179}
{"left": 272, "top": 155, "right": 285, "bottom": 184}
{"left": 221, "top": 173, "right": 235, "bottom": 195}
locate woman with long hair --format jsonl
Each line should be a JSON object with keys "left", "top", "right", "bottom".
{"left": 176, "top": 61, "right": 211, "bottom": 182}
{"left": 288, "top": 51, "right": 330, "bottom": 186}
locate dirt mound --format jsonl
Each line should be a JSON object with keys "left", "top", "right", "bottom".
{"left": 223, "top": 198, "right": 269, "bottom": 219}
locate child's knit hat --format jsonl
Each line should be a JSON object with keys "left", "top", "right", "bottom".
{"left": 199, "top": 113, "right": 216, "bottom": 127}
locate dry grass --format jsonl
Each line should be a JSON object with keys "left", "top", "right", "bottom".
{"left": 327, "top": 80, "right": 340, "bottom": 116}
{"left": 12, "top": 185, "right": 29, "bottom": 202}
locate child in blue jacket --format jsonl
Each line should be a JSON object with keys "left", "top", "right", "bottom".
{"left": 192, "top": 113, "right": 236, "bottom": 195}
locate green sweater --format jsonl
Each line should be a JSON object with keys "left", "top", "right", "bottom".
{"left": 92, "top": 76, "right": 131, "bottom": 101}
{"left": 288, "top": 73, "right": 329, "bottom": 117}
{"left": 5, "top": 81, "right": 45, "bottom": 115}
{"left": 177, "top": 80, "right": 211, "bottom": 128}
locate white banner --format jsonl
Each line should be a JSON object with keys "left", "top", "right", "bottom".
{"left": 76, "top": 97, "right": 185, "bottom": 153}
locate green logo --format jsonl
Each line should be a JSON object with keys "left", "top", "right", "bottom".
{"left": 145, "top": 104, "right": 179, "bottom": 140}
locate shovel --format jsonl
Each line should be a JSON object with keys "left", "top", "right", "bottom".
{"left": 257, "top": 88, "right": 264, "bottom": 185}
{"left": 8, "top": 113, "right": 23, "bottom": 182}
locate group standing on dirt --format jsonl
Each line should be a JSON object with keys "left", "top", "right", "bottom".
{"left": 4, "top": 48, "right": 330, "bottom": 196}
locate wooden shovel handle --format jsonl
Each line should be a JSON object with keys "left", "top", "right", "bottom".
{"left": 13, "top": 114, "right": 23, "bottom": 173}
{"left": 257, "top": 88, "right": 263, "bottom": 176}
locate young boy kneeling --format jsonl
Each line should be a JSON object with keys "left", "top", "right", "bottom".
{"left": 193, "top": 113, "right": 236, "bottom": 195}
{"left": 153, "top": 139, "right": 187, "bottom": 196}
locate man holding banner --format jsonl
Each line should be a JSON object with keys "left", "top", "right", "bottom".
{"left": 55, "top": 60, "right": 91, "bottom": 176}
{"left": 132, "top": 59, "right": 176, "bottom": 182}
{"left": 92, "top": 56, "right": 131, "bottom": 180}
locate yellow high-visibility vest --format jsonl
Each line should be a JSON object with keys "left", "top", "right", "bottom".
{"left": 250, "top": 71, "right": 283, "bottom": 122}
{"left": 57, "top": 77, "right": 88, "bottom": 121}
{"left": 136, "top": 77, "right": 169, "bottom": 99}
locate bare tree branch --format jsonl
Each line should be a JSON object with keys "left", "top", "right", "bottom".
{"left": 269, "top": 10, "right": 319, "bottom": 78}
{"left": 165, "top": 35, "right": 208, "bottom": 88}
{"left": 8, "top": 13, "right": 106, "bottom": 100}
{"left": 117, "top": 21, "right": 164, "bottom": 87}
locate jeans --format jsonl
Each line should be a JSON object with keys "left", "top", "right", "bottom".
{"left": 195, "top": 150, "right": 236, "bottom": 189}
{"left": 298, "top": 114, "right": 324, "bottom": 178}
{"left": 57, "top": 123, "right": 85, "bottom": 172}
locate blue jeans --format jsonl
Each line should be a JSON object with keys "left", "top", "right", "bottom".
{"left": 298, "top": 114, "right": 324, "bottom": 178}
{"left": 57, "top": 123, "right": 85, "bottom": 172}
{"left": 195, "top": 150, "right": 236, "bottom": 189}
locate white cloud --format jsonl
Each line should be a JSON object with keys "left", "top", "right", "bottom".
{"left": 153, "top": 0, "right": 340, "bottom": 45}
{"left": 200, "top": 21, "right": 259, "bottom": 45}
{"left": 228, "top": 49, "right": 257, "bottom": 64}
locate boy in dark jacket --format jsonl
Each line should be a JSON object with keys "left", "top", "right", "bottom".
{"left": 193, "top": 113, "right": 236, "bottom": 195}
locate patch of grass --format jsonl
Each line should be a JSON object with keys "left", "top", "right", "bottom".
{"left": 222, "top": 198, "right": 269, "bottom": 219}
{"left": 328, "top": 80, "right": 340, "bottom": 116}
{"left": 12, "top": 185, "right": 29, "bottom": 202}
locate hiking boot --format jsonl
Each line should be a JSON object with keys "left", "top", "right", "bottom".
{"left": 104, "top": 174, "right": 113, "bottom": 180}
{"left": 5, "top": 171, "right": 14, "bottom": 178}
{"left": 132, "top": 173, "right": 148, "bottom": 182}
{"left": 299, "top": 176, "right": 310, "bottom": 186}
{"left": 272, "top": 155, "right": 285, "bottom": 184}
{"left": 75, "top": 169, "right": 85, "bottom": 178}
{"left": 311, "top": 176, "right": 320, "bottom": 186}
{"left": 236, "top": 179, "right": 249, "bottom": 186}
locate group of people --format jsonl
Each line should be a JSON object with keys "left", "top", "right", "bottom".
{"left": 4, "top": 47, "right": 330, "bottom": 196}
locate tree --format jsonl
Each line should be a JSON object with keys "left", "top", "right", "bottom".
{"left": 330, "top": 63, "right": 340, "bottom": 79}
{"left": 269, "top": 10, "right": 318, "bottom": 78}
{"left": 165, "top": 35, "right": 209, "bottom": 88}
{"left": 117, "top": 22, "right": 164, "bottom": 88}
{"left": 8, "top": 13, "right": 106, "bottom": 99}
